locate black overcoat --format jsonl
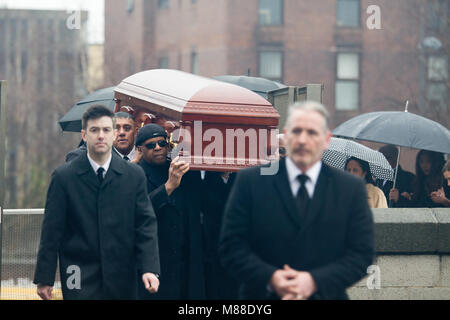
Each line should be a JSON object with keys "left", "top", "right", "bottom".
{"left": 219, "top": 158, "right": 375, "bottom": 300}
{"left": 138, "top": 160, "right": 205, "bottom": 299}
{"left": 34, "top": 152, "right": 160, "bottom": 299}
{"left": 201, "top": 172, "right": 239, "bottom": 300}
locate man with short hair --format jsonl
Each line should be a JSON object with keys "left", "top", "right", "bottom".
{"left": 34, "top": 105, "right": 160, "bottom": 300}
{"left": 65, "top": 111, "right": 137, "bottom": 162}
{"left": 136, "top": 123, "right": 205, "bottom": 300}
{"left": 113, "top": 112, "right": 138, "bottom": 161}
{"left": 220, "top": 101, "right": 374, "bottom": 300}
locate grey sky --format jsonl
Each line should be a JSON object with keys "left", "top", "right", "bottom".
{"left": 0, "top": 0, "right": 104, "bottom": 44}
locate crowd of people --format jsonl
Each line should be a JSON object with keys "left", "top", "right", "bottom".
{"left": 33, "top": 102, "right": 449, "bottom": 300}
{"left": 341, "top": 146, "right": 449, "bottom": 209}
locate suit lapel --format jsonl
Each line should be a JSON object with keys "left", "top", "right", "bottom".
{"left": 74, "top": 153, "right": 101, "bottom": 189}
{"left": 273, "top": 158, "right": 302, "bottom": 228}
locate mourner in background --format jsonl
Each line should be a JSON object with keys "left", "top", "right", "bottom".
{"left": 65, "top": 139, "right": 87, "bottom": 162}
{"left": 430, "top": 160, "right": 450, "bottom": 207}
{"left": 136, "top": 123, "right": 206, "bottom": 300}
{"left": 34, "top": 105, "right": 160, "bottom": 300}
{"left": 219, "top": 101, "right": 374, "bottom": 300}
{"left": 410, "top": 150, "right": 445, "bottom": 208}
{"left": 113, "top": 111, "right": 138, "bottom": 161}
{"left": 276, "top": 133, "right": 287, "bottom": 159}
{"left": 376, "top": 144, "right": 415, "bottom": 207}
{"left": 345, "top": 157, "right": 388, "bottom": 209}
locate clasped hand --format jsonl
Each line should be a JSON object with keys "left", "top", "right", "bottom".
{"left": 270, "top": 265, "right": 317, "bottom": 300}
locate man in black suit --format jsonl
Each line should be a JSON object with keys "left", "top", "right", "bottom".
{"left": 65, "top": 140, "right": 87, "bottom": 162}
{"left": 136, "top": 124, "right": 206, "bottom": 299}
{"left": 219, "top": 101, "right": 375, "bottom": 300}
{"left": 34, "top": 105, "right": 160, "bottom": 300}
{"left": 376, "top": 144, "right": 415, "bottom": 207}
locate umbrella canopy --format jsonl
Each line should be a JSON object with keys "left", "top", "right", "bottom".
{"left": 323, "top": 137, "right": 394, "bottom": 181}
{"left": 213, "top": 75, "right": 287, "bottom": 99}
{"left": 332, "top": 111, "right": 450, "bottom": 154}
{"left": 58, "top": 86, "right": 116, "bottom": 132}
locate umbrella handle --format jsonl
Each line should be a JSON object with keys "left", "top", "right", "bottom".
{"left": 389, "top": 147, "right": 401, "bottom": 207}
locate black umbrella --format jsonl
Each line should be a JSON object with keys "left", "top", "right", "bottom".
{"left": 323, "top": 137, "right": 394, "bottom": 181}
{"left": 58, "top": 86, "right": 116, "bottom": 132}
{"left": 213, "top": 75, "right": 287, "bottom": 99}
{"left": 332, "top": 109, "right": 450, "bottom": 154}
{"left": 332, "top": 105, "right": 450, "bottom": 205}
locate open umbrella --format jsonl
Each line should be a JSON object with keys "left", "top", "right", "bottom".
{"left": 332, "top": 109, "right": 450, "bottom": 154}
{"left": 332, "top": 104, "right": 450, "bottom": 204}
{"left": 323, "top": 137, "right": 394, "bottom": 181}
{"left": 213, "top": 75, "right": 287, "bottom": 99}
{"left": 58, "top": 86, "right": 116, "bottom": 132}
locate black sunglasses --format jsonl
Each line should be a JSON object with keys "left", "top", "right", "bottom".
{"left": 144, "top": 140, "right": 168, "bottom": 150}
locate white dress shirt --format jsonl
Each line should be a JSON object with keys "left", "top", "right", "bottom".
{"left": 114, "top": 145, "right": 136, "bottom": 161}
{"left": 285, "top": 157, "right": 322, "bottom": 198}
{"left": 87, "top": 152, "right": 112, "bottom": 178}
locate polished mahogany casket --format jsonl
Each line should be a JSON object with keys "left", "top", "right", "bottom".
{"left": 114, "top": 69, "right": 279, "bottom": 172}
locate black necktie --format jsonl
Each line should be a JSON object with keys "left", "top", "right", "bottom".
{"left": 123, "top": 156, "right": 130, "bottom": 161}
{"left": 97, "top": 167, "right": 105, "bottom": 184}
{"left": 296, "top": 174, "right": 310, "bottom": 220}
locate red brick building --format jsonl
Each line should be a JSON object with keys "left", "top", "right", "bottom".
{"left": 105, "top": 0, "right": 449, "bottom": 133}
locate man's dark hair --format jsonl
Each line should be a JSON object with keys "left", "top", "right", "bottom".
{"left": 115, "top": 111, "right": 136, "bottom": 122}
{"left": 82, "top": 105, "right": 115, "bottom": 130}
{"left": 378, "top": 144, "right": 398, "bottom": 159}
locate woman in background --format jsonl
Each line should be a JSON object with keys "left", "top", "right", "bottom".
{"left": 430, "top": 159, "right": 450, "bottom": 208}
{"left": 410, "top": 150, "right": 445, "bottom": 208}
{"left": 345, "top": 157, "right": 388, "bottom": 208}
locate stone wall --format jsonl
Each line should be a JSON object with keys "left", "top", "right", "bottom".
{"left": 1, "top": 208, "right": 449, "bottom": 299}
{"left": 347, "top": 208, "right": 450, "bottom": 300}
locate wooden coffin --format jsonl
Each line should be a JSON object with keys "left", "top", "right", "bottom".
{"left": 114, "top": 69, "right": 279, "bottom": 172}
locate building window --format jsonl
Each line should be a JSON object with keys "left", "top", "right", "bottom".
{"left": 258, "top": 0, "right": 283, "bottom": 26}
{"left": 158, "top": 0, "right": 169, "bottom": 9}
{"left": 191, "top": 51, "right": 198, "bottom": 74}
{"left": 159, "top": 57, "right": 169, "bottom": 69}
{"left": 427, "top": 0, "right": 448, "bottom": 32}
{"left": 335, "top": 52, "right": 360, "bottom": 110}
{"left": 427, "top": 55, "right": 448, "bottom": 109}
{"left": 126, "top": 0, "right": 134, "bottom": 13}
{"left": 336, "top": 0, "right": 360, "bottom": 27}
{"left": 259, "top": 51, "right": 283, "bottom": 82}
{"left": 428, "top": 56, "right": 448, "bottom": 81}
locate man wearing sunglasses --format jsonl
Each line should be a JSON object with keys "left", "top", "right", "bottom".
{"left": 136, "top": 124, "right": 205, "bottom": 300}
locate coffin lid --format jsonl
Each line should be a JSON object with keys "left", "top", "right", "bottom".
{"left": 114, "top": 69, "right": 278, "bottom": 121}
